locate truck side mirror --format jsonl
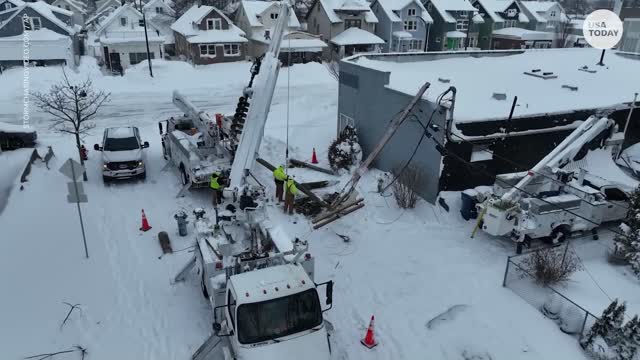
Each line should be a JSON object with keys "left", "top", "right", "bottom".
{"left": 212, "top": 322, "right": 222, "bottom": 334}
{"left": 94, "top": 144, "right": 101, "bottom": 151}
{"left": 326, "top": 280, "right": 333, "bottom": 306}
{"left": 158, "top": 122, "right": 163, "bottom": 135}
{"left": 143, "top": 141, "right": 150, "bottom": 148}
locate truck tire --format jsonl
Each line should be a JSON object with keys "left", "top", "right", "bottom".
{"left": 551, "top": 226, "right": 570, "bottom": 244}
{"left": 139, "top": 171, "right": 147, "bottom": 181}
{"left": 103, "top": 175, "right": 111, "bottom": 184}
{"left": 201, "top": 272, "right": 209, "bottom": 299}
{"left": 180, "top": 165, "right": 188, "bottom": 185}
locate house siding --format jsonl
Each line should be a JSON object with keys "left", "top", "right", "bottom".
{"left": 190, "top": 42, "right": 246, "bottom": 64}
{"left": 371, "top": 0, "right": 428, "bottom": 52}
{"left": 0, "top": 7, "right": 71, "bottom": 37}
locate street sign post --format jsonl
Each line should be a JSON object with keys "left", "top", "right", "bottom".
{"left": 59, "top": 158, "right": 89, "bottom": 258}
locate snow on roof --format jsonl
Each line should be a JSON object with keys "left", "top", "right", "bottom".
{"left": 347, "top": 49, "right": 640, "bottom": 123}
{"left": 492, "top": 26, "right": 554, "bottom": 40}
{"left": 0, "top": 28, "right": 69, "bottom": 41}
{"left": 330, "top": 27, "right": 385, "bottom": 45}
{"left": 54, "top": 0, "right": 88, "bottom": 14}
{"left": 143, "top": 0, "right": 175, "bottom": 16}
{"left": 94, "top": 4, "right": 138, "bottom": 35}
{"left": 107, "top": 127, "right": 135, "bottom": 138}
{"left": 428, "top": 0, "right": 477, "bottom": 23}
{"left": 95, "top": 0, "right": 120, "bottom": 15}
{"left": 280, "top": 38, "right": 327, "bottom": 50}
{"left": 475, "top": 0, "right": 514, "bottom": 22}
{"left": 0, "top": 121, "right": 36, "bottom": 134}
{"left": 318, "top": 0, "right": 378, "bottom": 24}
{"left": 229, "top": 264, "right": 315, "bottom": 303}
{"left": 393, "top": 30, "right": 412, "bottom": 38}
{"left": 446, "top": 30, "right": 467, "bottom": 38}
{"left": 3, "top": 0, "right": 25, "bottom": 7}
{"left": 241, "top": 0, "right": 301, "bottom": 28}
{"left": 99, "top": 34, "right": 166, "bottom": 44}
{"left": 519, "top": 1, "right": 563, "bottom": 23}
{"left": 2, "top": 1, "right": 77, "bottom": 35}
{"left": 171, "top": 4, "right": 247, "bottom": 43}
{"left": 375, "top": 0, "right": 433, "bottom": 23}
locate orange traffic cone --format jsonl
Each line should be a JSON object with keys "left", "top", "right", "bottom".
{"left": 361, "top": 315, "right": 378, "bottom": 349}
{"left": 140, "top": 209, "right": 152, "bottom": 232}
{"left": 311, "top": 148, "right": 318, "bottom": 164}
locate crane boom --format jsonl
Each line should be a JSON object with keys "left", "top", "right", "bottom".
{"left": 172, "top": 90, "right": 217, "bottom": 148}
{"left": 228, "top": 3, "right": 290, "bottom": 191}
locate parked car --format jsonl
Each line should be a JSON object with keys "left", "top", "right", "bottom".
{"left": 0, "top": 122, "right": 37, "bottom": 151}
{"left": 94, "top": 127, "right": 149, "bottom": 182}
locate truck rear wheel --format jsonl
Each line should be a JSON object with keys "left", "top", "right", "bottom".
{"left": 551, "top": 226, "right": 570, "bottom": 244}
{"left": 201, "top": 272, "right": 209, "bottom": 299}
{"left": 180, "top": 165, "right": 188, "bottom": 185}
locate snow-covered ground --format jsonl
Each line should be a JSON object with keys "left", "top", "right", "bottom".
{"left": 0, "top": 57, "right": 612, "bottom": 360}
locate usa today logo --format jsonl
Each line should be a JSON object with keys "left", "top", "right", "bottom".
{"left": 583, "top": 9, "right": 623, "bottom": 49}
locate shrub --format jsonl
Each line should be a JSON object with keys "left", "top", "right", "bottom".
{"left": 392, "top": 166, "right": 422, "bottom": 209}
{"left": 522, "top": 246, "right": 582, "bottom": 286}
{"left": 328, "top": 125, "right": 362, "bottom": 172}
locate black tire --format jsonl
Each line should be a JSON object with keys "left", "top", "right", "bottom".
{"left": 551, "top": 226, "right": 570, "bottom": 244}
{"left": 201, "top": 273, "right": 209, "bottom": 299}
{"left": 139, "top": 171, "right": 147, "bottom": 181}
{"left": 180, "top": 165, "right": 188, "bottom": 185}
{"left": 103, "top": 175, "right": 111, "bottom": 184}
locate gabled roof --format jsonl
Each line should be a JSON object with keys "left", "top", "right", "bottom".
{"left": 171, "top": 4, "right": 247, "bottom": 43}
{"left": 94, "top": 3, "right": 160, "bottom": 36}
{"left": 95, "top": 0, "right": 120, "bottom": 14}
{"left": 374, "top": 0, "right": 433, "bottom": 23}
{"left": 53, "top": 0, "right": 88, "bottom": 15}
{"left": 143, "top": 0, "right": 175, "bottom": 17}
{"left": 330, "top": 26, "right": 384, "bottom": 45}
{"left": 475, "top": 0, "right": 514, "bottom": 22}
{"left": 241, "top": 1, "right": 300, "bottom": 28}
{"left": 317, "top": 0, "right": 378, "bottom": 24}
{"left": 1, "top": 0, "right": 25, "bottom": 8}
{"left": 0, "top": 1, "right": 77, "bottom": 35}
{"left": 519, "top": 1, "right": 566, "bottom": 23}
{"left": 428, "top": 0, "right": 477, "bottom": 23}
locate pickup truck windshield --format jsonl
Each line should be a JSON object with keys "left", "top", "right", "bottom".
{"left": 104, "top": 137, "right": 140, "bottom": 151}
{"left": 236, "top": 289, "right": 322, "bottom": 344}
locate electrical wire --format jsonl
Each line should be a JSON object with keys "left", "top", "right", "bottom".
{"left": 285, "top": 34, "right": 291, "bottom": 174}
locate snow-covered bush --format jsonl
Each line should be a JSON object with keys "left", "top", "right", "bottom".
{"left": 522, "top": 246, "right": 582, "bottom": 286}
{"left": 617, "top": 315, "right": 640, "bottom": 360}
{"left": 328, "top": 125, "right": 362, "bottom": 172}
{"left": 581, "top": 299, "right": 629, "bottom": 360}
{"left": 392, "top": 166, "right": 421, "bottom": 209}
{"left": 612, "top": 187, "right": 640, "bottom": 278}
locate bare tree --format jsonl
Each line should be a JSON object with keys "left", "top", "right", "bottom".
{"left": 522, "top": 245, "right": 582, "bottom": 285}
{"left": 392, "top": 166, "right": 422, "bottom": 209}
{"left": 555, "top": 17, "right": 574, "bottom": 48}
{"left": 33, "top": 71, "right": 110, "bottom": 181}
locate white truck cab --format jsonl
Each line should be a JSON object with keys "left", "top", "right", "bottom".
{"left": 94, "top": 127, "right": 149, "bottom": 182}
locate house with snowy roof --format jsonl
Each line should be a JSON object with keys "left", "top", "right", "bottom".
{"left": 619, "top": 2, "right": 640, "bottom": 53}
{"left": 517, "top": 1, "right": 567, "bottom": 32}
{"left": 86, "top": 3, "right": 165, "bottom": 72}
{"left": 423, "top": 0, "right": 485, "bottom": 51}
{"left": 369, "top": 0, "right": 432, "bottom": 52}
{"left": 171, "top": 4, "right": 247, "bottom": 64}
{"left": 470, "top": 0, "right": 534, "bottom": 49}
{"left": 51, "top": 0, "right": 88, "bottom": 26}
{"left": 337, "top": 49, "right": 640, "bottom": 201}
{"left": 0, "top": 0, "right": 80, "bottom": 67}
{"left": 305, "top": 0, "right": 384, "bottom": 59}
{"left": 143, "top": 0, "right": 176, "bottom": 56}
{"left": 235, "top": 0, "right": 326, "bottom": 64}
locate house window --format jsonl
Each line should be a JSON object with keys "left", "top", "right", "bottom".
{"left": 129, "top": 52, "right": 155, "bottom": 64}
{"left": 506, "top": 8, "right": 517, "bottom": 18}
{"left": 456, "top": 14, "right": 468, "bottom": 31}
{"left": 199, "top": 44, "right": 217, "bottom": 57}
{"left": 120, "top": 17, "right": 127, "bottom": 26}
{"left": 407, "top": 8, "right": 416, "bottom": 16}
{"left": 22, "top": 17, "right": 41, "bottom": 31}
{"left": 404, "top": 20, "right": 417, "bottom": 31}
{"left": 3, "top": 2, "right": 12, "bottom": 10}
{"left": 338, "top": 113, "right": 355, "bottom": 132}
{"left": 224, "top": 44, "right": 240, "bottom": 56}
{"left": 408, "top": 39, "right": 422, "bottom": 50}
{"left": 155, "top": 6, "right": 163, "bottom": 14}
{"left": 344, "top": 19, "right": 361, "bottom": 29}
{"left": 550, "top": 10, "right": 556, "bottom": 17}
{"left": 139, "top": 19, "right": 145, "bottom": 27}
{"left": 435, "top": 37, "right": 441, "bottom": 42}
{"left": 264, "top": 30, "right": 270, "bottom": 39}
{"left": 270, "top": 12, "right": 278, "bottom": 19}
{"left": 207, "top": 18, "right": 222, "bottom": 30}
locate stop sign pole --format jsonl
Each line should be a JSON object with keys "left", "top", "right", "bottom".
{"left": 59, "top": 158, "right": 89, "bottom": 258}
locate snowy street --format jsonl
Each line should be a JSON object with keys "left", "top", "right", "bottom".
{"left": 0, "top": 57, "right": 625, "bottom": 360}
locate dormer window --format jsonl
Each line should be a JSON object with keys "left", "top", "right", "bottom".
{"left": 270, "top": 13, "right": 278, "bottom": 19}
{"left": 407, "top": 8, "right": 416, "bottom": 16}
{"left": 155, "top": 6, "right": 163, "bottom": 14}
{"left": 120, "top": 17, "right": 127, "bottom": 26}
{"left": 550, "top": 10, "right": 556, "bottom": 17}
{"left": 206, "top": 18, "right": 222, "bottom": 30}
{"left": 22, "top": 17, "right": 41, "bottom": 31}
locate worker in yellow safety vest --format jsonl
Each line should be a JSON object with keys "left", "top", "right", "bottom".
{"left": 273, "top": 165, "right": 287, "bottom": 202}
{"left": 284, "top": 176, "right": 298, "bottom": 215}
{"left": 210, "top": 172, "right": 222, "bottom": 206}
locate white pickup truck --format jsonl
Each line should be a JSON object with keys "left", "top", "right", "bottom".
{"left": 94, "top": 127, "right": 149, "bottom": 182}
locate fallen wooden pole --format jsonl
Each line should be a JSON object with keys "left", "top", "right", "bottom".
{"left": 313, "top": 202, "right": 365, "bottom": 229}
{"left": 301, "top": 180, "right": 338, "bottom": 190}
{"left": 313, "top": 198, "right": 364, "bottom": 224}
{"left": 289, "top": 158, "right": 336, "bottom": 175}
{"left": 256, "top": 158, "right": 330, "bottom": 207}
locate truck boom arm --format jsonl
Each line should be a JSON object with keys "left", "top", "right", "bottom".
{"left": 172, "top": 90, "right": 217, "bottom": 148}
{"left": 228, "top": 4, "right": 290, "bottom": 191}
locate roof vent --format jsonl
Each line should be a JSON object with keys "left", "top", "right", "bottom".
{"left": 438, "top": 77, "right": 450, "bottom": 83}
{"left": 524, "top": 69, "right": 557, "bottom": 79}
{"left": 562, "top": 85, "right": 578, "bottom": 91}
{"left": 578, "top": 65, "right": 597, "bottom": 74}
{"left": 492, "top": 93, "right": 507, "bottom": 100}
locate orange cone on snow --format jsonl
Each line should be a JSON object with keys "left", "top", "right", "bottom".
{"left": 361, "top": 315, "right": 378, "bottom": 349}
{"left": 140, "top": 209, "right": 152, "bottom": 232}
{"left": 311, "top": 148, "right": 318, "bottom": 164}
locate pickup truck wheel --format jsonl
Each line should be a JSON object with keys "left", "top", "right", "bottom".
{"left": 139, "top": 171, "right": 147, "bottom": 181}
{"left": 551, "top": 226, "right": 570, "bottom": 244}
{"left": 180, "top": 166, "right": 189, "bottom": 185}
{"left": 103, "top": 176, "right": 110, "bottom": 184}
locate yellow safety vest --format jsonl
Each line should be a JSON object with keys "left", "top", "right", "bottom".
{"left": 286, "top": 178, "right": 298, "bottom": 195}
{"left": 210, "top": 174, "right": 220, "bottom": 190}
{"left": 273, "top": 166, "right": 287, "bottom": 181}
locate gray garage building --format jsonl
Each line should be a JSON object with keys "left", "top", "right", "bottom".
{"left": 337, "top": 49, "right": 640, "bottom": 203}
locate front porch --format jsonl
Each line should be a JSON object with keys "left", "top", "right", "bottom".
{"left": 329, "top": 27, "right": 385, "bottom": 59}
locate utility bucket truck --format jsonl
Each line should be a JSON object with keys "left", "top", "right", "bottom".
{"left": 172, "top": 4, "right": 336, "bottom": 360}
{"left": 475, "top": 116, "right": 630, "bottom": 251}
